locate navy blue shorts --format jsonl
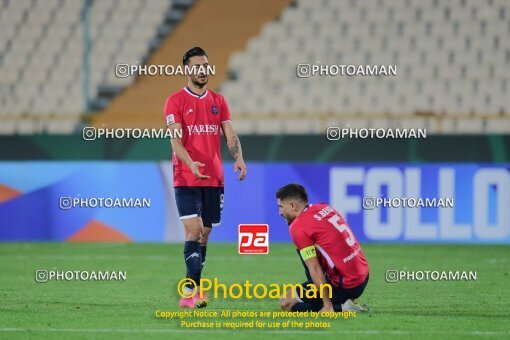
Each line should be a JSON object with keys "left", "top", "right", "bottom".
{"left": 294, "top": 274, "right": 369, "bottom": 305}
{"left": 174, "top": 186, "right": 224, "bottom": 227}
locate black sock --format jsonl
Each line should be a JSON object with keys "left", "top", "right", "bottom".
{"left": 183, "top": 241, "right": 202, "bottom": 288}
{"left": 291, "top": 302, "right": 323, "bottom": 312}
{"left": 200, "top": 245, "right": 207, "bottom": 271}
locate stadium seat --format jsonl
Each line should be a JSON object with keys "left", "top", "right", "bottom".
{"left": 220, "top": 0, "right": 510, "bottom": 133}
{"left": 1, "top": 0, "right": 508, "bottom": 134}
{"left": 0, "top": 0, "right": 174, "bottom": 130}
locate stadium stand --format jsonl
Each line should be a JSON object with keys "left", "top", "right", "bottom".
{"left": 91, "top": 0, "right": 292, "bottom": 129}
{"left": 0, "top": 0, "right": 176, "bottom": 134}
{"left": 221, "top": 0, "right": 510, "bottom": 134}
{"left": 0, "top": 0, "right": 509, "bottom": 134}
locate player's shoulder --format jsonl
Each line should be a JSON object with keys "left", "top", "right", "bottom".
{"left": 290, "top": 213, "right": 313, "bottom": 240}
{"left": 304, "top": 203, "right": 330, "bottom": 215}
{"left": 311, "top": 203, "right": 330, "bottom": 210}
{"left": 289, "top": 220, "right": 301, "bottom": 236}
{"left": 207, "top": 89, "right": 226, "bottom": 101}
{"left": 301, "top": 203, "right": 338, "bottom": 222}
{"left": 291, "top": 205, "right": 320, "bottom": 229}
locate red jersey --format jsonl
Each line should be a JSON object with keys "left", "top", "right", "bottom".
{"left": 290, "top": 203, "right": 369, "bottom": 289}
{"left": 163, "top": 87, "right": 231, "bottom": 187}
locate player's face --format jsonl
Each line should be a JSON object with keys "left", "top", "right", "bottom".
{"left": 277, "top": 198, "right": 298, "bottom": 225}
{"left": 187, "top": 55, "right": 209, "bottom": 88}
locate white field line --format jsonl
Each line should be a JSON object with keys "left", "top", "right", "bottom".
{"left": 0, "top": 328, "right": 508, "bottom": 336}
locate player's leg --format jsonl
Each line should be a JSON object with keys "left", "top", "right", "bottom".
{"left": 174, "top": 187, "right": 207, "bottom": 308}
{"left": 182, "top": 216, "right": 205, "bottom": 284}
{"left": 280, "top": 280, "right": 323, "bottom": 312}
{"left": 280, "top": 279, "right": 368, "bottom": 312}
{"left": 301, "top": 274, "right": 370, "bottom": 312}
{"left": 199, "top": 187, "right": 224, "bottom": 272}
{"left": 341, "top": 274, "right": 371, "bottom": 312}
{"left": 200, "top": 226, "right": 211, "bottom": 270}
{"left": 181, "top": 216, "right": 209, "bottom": 308}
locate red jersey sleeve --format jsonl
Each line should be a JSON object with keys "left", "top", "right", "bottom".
{"left": 291, "top": 225, "right": 317, "bottom": 261}
{"left": 163, "top": 96, "right": 182, "bottom": 126}
{"left": 290, "top": 224, "right": 315, "bottom": 250}
{"left": 220, "top": 95, "right": 231, "bottom": 123}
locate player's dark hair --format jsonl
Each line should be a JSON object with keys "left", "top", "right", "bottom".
{"left": 183, "top": 47, "right": 207, "bottom": 65}
{"left": 276, "top": 184, "right": 308, "bottom": 203}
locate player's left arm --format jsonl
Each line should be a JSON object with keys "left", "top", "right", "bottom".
{"left": 221, "top": 121, "right": 247, "bottom": 181}
{"left": 293, "top": 226, "right": 334, "bottom": 313}
{"left": 302, "top": 252, "right": 334, "bottom": 313}
{"left": 297, "top": 249, "right": 312, "bottom": 281}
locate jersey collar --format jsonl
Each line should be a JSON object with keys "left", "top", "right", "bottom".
{"left": 290, "top": 204, "right": 311, "bottom": 228}
{"left": 184, "top": 86, "right": 208, "bottom": 99}
{"left": 299, "top": 204, "right": 311, "bottom": 216}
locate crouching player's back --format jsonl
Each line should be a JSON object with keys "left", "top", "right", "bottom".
{"left": 277, "top": 184, "right": 370, "bottom": 313}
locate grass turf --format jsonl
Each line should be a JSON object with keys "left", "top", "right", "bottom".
{"left": 0, "top": 243, "right": 509, "bottom": 339}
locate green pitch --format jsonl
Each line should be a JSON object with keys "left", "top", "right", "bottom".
{"left": 0, "top": 243, "right": 509, "bottom": 339}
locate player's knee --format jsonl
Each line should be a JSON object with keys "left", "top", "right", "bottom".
{"left": 183, "top": 217, "right": 204, "bottom": 241}
{"left": 201, "top": 228, "right": 212, "bottom": 245}
{"left": 279, "top": 298, "right": 287, "bottom": 310}
{"left": 280, "top": 298, "right": 295, "bottom": 311}
{"left": 280, "top": 289, "right": 297, "bottom": 311}
{"left": 185, "top": 229, "right": 201, "bottom": 241}
{"left": 184, "top": 222, "right": 203, "bottom": 241}
{"left": 282, "top": 288, "right": 294, "bottom": 300}
{"left": 200, "top": 234, "right": 209, "bottom": 245}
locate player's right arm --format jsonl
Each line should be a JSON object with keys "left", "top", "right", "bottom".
{"left": 168, "top": 123, "right": 210, "bottom": 180}
{"left": 164, "top": 95, "right": 209, "bottom": 180}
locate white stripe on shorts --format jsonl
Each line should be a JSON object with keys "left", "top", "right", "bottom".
{"left": 180, "top": 214, "right": 198, "bottom": 220}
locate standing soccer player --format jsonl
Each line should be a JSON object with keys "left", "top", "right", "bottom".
{"left": 164, "top": 47, "right": 247, "bottom": 309}
{"left": 276, "top": 184, "right": 370, "bottom": 312}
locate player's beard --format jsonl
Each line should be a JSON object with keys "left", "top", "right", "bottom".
{"left": 191, "top": 74, "right": 208, "bottom": 89}
{"left": 283, "top": 215, "right": 295, "bottom": 225}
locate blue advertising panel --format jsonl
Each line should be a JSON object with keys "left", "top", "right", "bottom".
{"left": 0, "top": 162, "right": 508, "bottom": 243}
{"left": 212, "top": 163, "right": 510, "bottom": 244}
{"left": 0, "top": 162, "right": 167, "bottom": 242}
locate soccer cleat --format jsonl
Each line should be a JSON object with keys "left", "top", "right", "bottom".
{"left": 179, "top": 296, "right": 195, "bottom": 309}
{"left": 194, "top": 290, "right": 208, "bottom": 308}
{"left": 341, "top": 299, "right": 371, "bottom": 313}
{"left": 179, "top": 292, "right": 208, "bottom": 309}
{"left": 178, "top": 295, "right": 207, "bottom": 309}
{"left": 197, "top": 290, "right": 208, "bottom": 302}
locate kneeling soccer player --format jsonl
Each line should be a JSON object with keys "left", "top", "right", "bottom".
{"left": 276, "top": 184, "right": 370, "bottom": 313}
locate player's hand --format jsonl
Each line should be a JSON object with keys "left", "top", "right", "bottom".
{"left": 319, "top": 304, "right": 334, "bottom": 313}
{"left": 189, "top": 161, "right": 210, "bottom": 180}
{"left": 234, "top": 159, "right": 247, "bottom": 181}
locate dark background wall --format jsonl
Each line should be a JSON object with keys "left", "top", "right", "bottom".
{"left": 0, "top": 135, "right": 508, "bottom": 162}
